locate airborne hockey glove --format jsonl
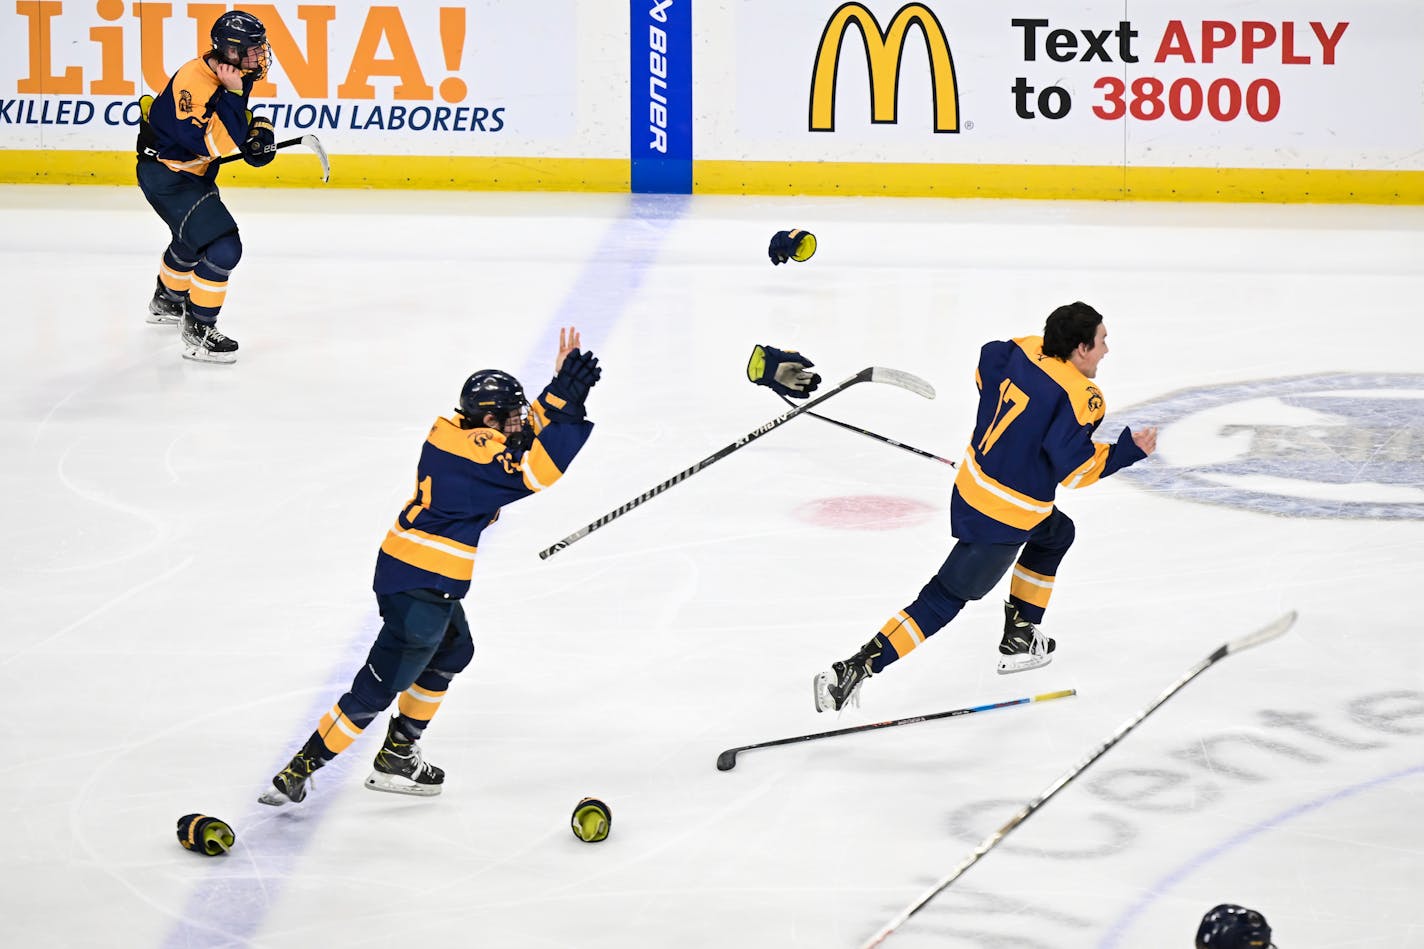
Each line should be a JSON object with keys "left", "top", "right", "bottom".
{"left": 768, "top": 229, "right": 817, "bottom": 265}
{"left": 243, "top": 117, "right": 276, "bottom": 167}
{"left": 748, "top": 344, "right": 821, "bottom": 399}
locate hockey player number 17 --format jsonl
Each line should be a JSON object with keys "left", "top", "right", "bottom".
{"left": 979, "top": 380, "right": 1029, "bottom": 454}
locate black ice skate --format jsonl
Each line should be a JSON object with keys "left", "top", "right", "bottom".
{"left": 147, "top": 278, "right": 188, "bottom": 325}
{"left": 259, "top": 745, "right": 326, "bottom": 806}
{"left": 365, "top": 718, "right": 444, "bottom": 797}
{"left": 997, "top": 600, "right": 1056, "bottom": 674}
{"left": 181, "top": 313, "right": 239, "bottom": 364}
{"left": 813, "top": 640, "right": 880, "bottom": 713}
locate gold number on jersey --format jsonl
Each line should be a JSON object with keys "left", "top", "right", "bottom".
{"left": 979, "top": 380, "right": 1029, "bottom": 454}
{"left": 401, "top": 475, "right": 433, "bottom": 525}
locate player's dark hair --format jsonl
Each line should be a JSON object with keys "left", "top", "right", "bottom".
{"left": 1042, "top": 302, "right": 1103, "bottom": 359}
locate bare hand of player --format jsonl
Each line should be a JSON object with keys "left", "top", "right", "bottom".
{"left": 555, "top": 326, "right": 582, "bottom": 373}
{"left": 213, "top": 62, "right": 244, "bottom": 91}
{"left": 1133, "top": 426, "right": 1158, "bottom": 456}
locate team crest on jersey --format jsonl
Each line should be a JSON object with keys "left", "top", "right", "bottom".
{"left": 178, "top": 90, "right": 193, "bottom": 113}
{"left": 1118, "top": 373, "right": 1424, "bottom": 520}
{"left": 1086, "top": 386, "right": 1104, "bottom": 412}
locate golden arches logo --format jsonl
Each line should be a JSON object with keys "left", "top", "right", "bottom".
{"left": 809, "top": 2, "right": 960, "bottom": 133}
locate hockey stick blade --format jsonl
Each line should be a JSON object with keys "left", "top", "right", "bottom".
{"left": 538, "top": 366, "right": 923, "bottom": 560}
{"left": 217, "top": 134, "right": 330, "bottom": 182}
{"left": 300, "top": 133, "right": 332, "bottom": 183}
{"left": 1220, "top": 608, "right": 1296, "bottom": 658}
{"left": 715, "top": 689, "right": 1075, "bottom": 771}
{"left": 869, "top": 367, "right": 935, "bottom": 400}
{"left": 859, "top": 610, "right": 1297, "bottom": 949}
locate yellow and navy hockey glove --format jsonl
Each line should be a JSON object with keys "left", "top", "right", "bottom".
{"left": 243, "top": 116, "right": 276, "bottom": 167}
{"left": 748, "top": 344, "right": 821, "bottom": 399}
{"left": 768, "top": 228, "right": 817, "bottom": 265}
{"left": 176, "top": 813, "right": 235, "bottom": 856}
{"left": 548, "top": 348, "right": 602, "bottom": 415}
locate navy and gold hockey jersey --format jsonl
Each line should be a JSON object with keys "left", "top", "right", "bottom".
{"left": 951, "top": 336, "right": 1145, "bottom": 543}
{"left": 373, "top": 385, "right": 594, "bottom": 598}
{"left": 139, "top": 57, "right": 251, "bottom": 179}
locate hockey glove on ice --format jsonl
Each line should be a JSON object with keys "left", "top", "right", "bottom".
{"left": 176, "top": 813, "right": 235, "bottom": 856}
{"left": 243, "top": 117, "right": 276, "bottom": 167}
{"left": 768, "top": 229, "right": 817, "bottom": 265}
{"left": 747, "top": 344, "right": 821, "bottom": 399}
{"left": 549, "top": 348, "right": 601, "bottom": 412}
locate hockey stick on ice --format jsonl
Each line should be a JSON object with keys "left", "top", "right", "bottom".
{"left": 538, "top": 367, "right": 935, "bottom": 560}
{"left": 715, "top": 689, "right": 1074, "bottom": 772}
{"left": 217, "top": 134, "right": 331, "bottom": 183}
{"left": 774, "top": 392, "right": 956, "bottom": 467}
{"left": 858, "top": 610, "right": 1298, "bottom": 949}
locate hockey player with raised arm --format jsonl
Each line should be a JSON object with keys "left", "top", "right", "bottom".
{"left": 814, "top": 302, "right": 1158, "bottom": 712}
{"left": 260, "top": 328, "right": 601, "bottom": 805}
{"left": 136, "top": 10, "right": 277, "bottom": 363}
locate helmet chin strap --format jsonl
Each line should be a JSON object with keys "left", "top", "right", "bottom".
{"left": 504, "top": 427, "right": 534, "bottom": 454}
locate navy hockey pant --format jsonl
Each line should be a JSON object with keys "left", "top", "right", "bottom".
{"left": 136, "top": 160, "right": 242, "bottom": 323}
{"left": 311, "top": 589, "right": 475, "bottom": 759}
{"left": 870, "top": 508, "right": 1075, "bottom": 673}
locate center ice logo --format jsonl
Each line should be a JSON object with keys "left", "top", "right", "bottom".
{"left": 1119, "top": 373, "right": 1424, "bottom": 520}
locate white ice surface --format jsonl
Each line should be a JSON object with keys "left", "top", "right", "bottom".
{"left": 1, "top": 184, "right": 1422, "bottom": 948}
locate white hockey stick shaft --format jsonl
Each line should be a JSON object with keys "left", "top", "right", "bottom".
{"left": 860, "top": 610, "right": 1298, "bottom": 949}
{"left": 538, "top": 367, "right": 934, "bottom": 560}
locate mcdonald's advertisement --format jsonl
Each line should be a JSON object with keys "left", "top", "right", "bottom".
{"left": 0, "top": 0, "right": 616, "bottom": 157}
{"left": 725, "top": 0, "right": 1423, "bottom": 171}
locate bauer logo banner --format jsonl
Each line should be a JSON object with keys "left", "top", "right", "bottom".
{"left": 1118, "top": 374, "right": 1424, "bottom": 520}
{"left": 0, "top": 1, "right": 606, "bottom": 157}
{"left": 721, "top": 0, "right": 1424, "bottom": 170}
{"left": 631, "top": 0, "right": 692, "bottom": 193}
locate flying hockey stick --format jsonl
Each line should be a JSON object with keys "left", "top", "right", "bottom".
{"left": 774, "top": 392, "right": 956, "bottom": 467}
{"left": 859, "top": 610, "right": 1298, "bottom": 949}
{"left": 217, "top": 134, "right": 330, "bottom": 183}
{"left": 715, "top": 689, "right": 1074, "bottom": 772}
{"left": 538, "top": 367, "right": 935, "bottom": 560}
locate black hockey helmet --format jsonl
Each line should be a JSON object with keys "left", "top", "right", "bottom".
{"left": 210, "top": 10, "right": 270, "bottom": 80}
{"left": 458, "top": 370, "right": 529, "bottom": 427}
{"left": 1196, "top": 904, "right": 1274, "bottom": 949}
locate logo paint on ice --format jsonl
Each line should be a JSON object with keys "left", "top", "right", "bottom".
{"left": 1120, "top": 373, "right": 1424, "bottom": 520}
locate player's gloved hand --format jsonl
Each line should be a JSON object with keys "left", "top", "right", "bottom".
{"left": 768, "top": 228, "right": 817, "bottom": 265}
{"left": 176, "top": 813, "right": 235, "bottom": 856}
{"left": 549, "top": 348, "right": 601, "bottom": 411}
{"left": 243, "top": 117, "right": 276, "bottom": 167}
{"left": 747, "top": 344, "right": 821, "bottom": 399}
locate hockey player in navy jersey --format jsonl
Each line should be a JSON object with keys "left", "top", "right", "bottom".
{"left": 260, "top": 328, "right": 600, "bottom": 805}
{"left": 814, "top": 302, "right": 1157, "bottom": 712}
{"left": 136, "top": 10, "right": 276, "bottom": 363}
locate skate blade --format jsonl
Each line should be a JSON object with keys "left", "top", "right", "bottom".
{"left": 146, "top": 313, "right": 182, "bottom": 325}
{"left": 182, "top": 346, "right": 238, "bottom": 364}
{"left": 364, "top": 771, "right": 443, "bottom": 797}
{"left": 258, "top": 788, "right": 295, "bottom": 806}
{"left": 996, "top": 653, "right": 1053, "bottom": 675}
{"left": 812, "top": 671, "right": 834, "bottom": 713}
